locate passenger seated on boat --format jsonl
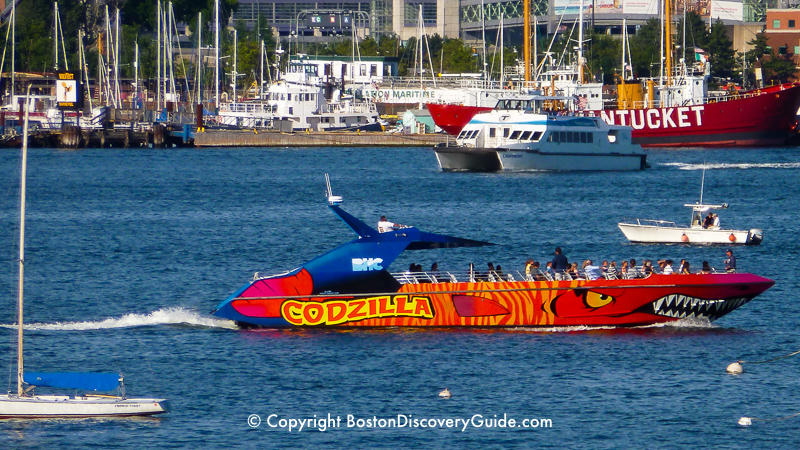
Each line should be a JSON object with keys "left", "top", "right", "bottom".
{"left": 378, "top": 215, "right": 406, "bottom": 233}
{"left": 524, "top": 259, "right": 535, "bottom": 281}
{"left": 703, "top": 212, "right": 714, "bottom": 229}
{"left": 568, "top": 263, "right": 580, "bottom": 280}
{"left": 429, "top": 262, "right": 440, "bottom": 283}
{"left": 660, "top": 260, "right": 674, "bottom": 275}
{"left": 606, "top": 261, "right": 618, "bottom": 280}
{"left": 642, "top": 260, "right": 655, "bottom": 276}
{"left": 402, "top": 263, "right": 418, "bottom": 284}
{"left": 680, "top": 261, "right": 691, "bottom": 274}
{"left": 582, "top": 260, "right": 603, "bottom": 280}
{"left": 701, "top": 261, "right": 712, "bottom": 274}
{"left": 495, "top": 265, "right": 504, "bottom": 281}
{"left": 486, "top": 262, "right": 497, "bottom": 282}
{"left": 544, "top": 262, "right": 555, "bottom": 281}
{"left": 627, "top": 259, "right": 640, "bottom": 278}
{"left": 713, "top": 214, "right": 720, "bottom": 228}
{"left": 620, "top": 260, "right": 629, "bottom": 278}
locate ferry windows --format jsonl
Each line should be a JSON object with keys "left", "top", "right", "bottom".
{"left": 458, "top": 130, "right": 468, "bottom": 139}
{"left": 580, "top": 132, "right": 587, "bottom": 143}
{"left": 503, "top": 128, "right": 510, "bottom": 138}
{"left": 489, "top": 128, "right": 496, "bottom": 138}
{"left": 588, "top": 133, "right": 593, "bottom": 143}
{"left": 530, "top": 132, "right": 543, "bottom": 141}
{"left": 510, "top": 130, "right": 522, "bottom": 139}
{"left": 519, "top": 131, "right": 532, "bottom": 140}
{"left": 559, "top": 131, "right": 566, "bottom": 142}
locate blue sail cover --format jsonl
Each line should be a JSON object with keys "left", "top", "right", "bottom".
{"left": 23, "top": 372, "right": 121, "bottom": 392}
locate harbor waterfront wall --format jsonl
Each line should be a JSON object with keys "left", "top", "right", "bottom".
{"left": 193, "top": 130, "right": 449, "bottom": 147}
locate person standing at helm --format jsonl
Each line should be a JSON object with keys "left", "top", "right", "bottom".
{"left": 378, "top": 215, "right": 406, "bottom": 233}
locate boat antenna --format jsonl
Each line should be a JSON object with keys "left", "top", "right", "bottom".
{"left": 325, "top": 173, "right": 342, "bottom": 205}
{"left": 700, "top": 163, "right": 706, "bottom": 204}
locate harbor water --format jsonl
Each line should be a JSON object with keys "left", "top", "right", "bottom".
{"left": 1, "top": 146, "right": 800, "bottom": 447}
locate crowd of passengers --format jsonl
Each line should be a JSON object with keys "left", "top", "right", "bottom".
{"left": 398, "top": 247, "right": 737, "bottom": 284}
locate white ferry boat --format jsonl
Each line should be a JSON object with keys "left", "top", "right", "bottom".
{"left": 216, "top": 80, "right": 384, "bottom": 132}
{"left": 433, "top": 103, "right": 647, "bottom": 172}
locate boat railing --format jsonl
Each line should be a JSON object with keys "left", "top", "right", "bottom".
{"left": 619, "top": 218, "right": 679, "bottom": 228}
{"left": 390, "top": 265, "right": 724, "bottom": 285}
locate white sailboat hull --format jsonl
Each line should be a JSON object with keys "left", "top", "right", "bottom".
{"left": 0, "top": 394, "right": 169, "bottom": 419}
{"left": 618, "top": 223, "right": 763, "bottom": 245}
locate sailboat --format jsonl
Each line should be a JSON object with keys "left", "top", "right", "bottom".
{"left": 0, "top": 87, "right": 169, "bottom": 419}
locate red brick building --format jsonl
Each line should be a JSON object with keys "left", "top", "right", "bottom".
{"left": 765, "top": 9, "right": 800, "bottom": 65}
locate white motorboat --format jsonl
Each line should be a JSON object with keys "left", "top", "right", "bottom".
{"left": 618, "top": 170, "right": 763, "bottom": 245}
{"left": 433, "top": 105, "right": 647, "bottom": 172}
{"left": 0, "top": 87, "right": 169, "bottom": 419}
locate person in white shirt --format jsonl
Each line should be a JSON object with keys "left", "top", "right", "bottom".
{"left": 378, "top": 215, "right": 405, "bottom": 233}
{"left": 582, "top": 260, "right": 603, "bottom": 280}
{"left": 661, "top": 259, "right": 674, "bottom": 274}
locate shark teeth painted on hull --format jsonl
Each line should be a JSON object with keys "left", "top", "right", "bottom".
{"left": 650, "top": 294, "right": 752, "bottom": 321}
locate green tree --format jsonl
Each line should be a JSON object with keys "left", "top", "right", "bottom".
{"left": 629, "top": 18, "right": 661, "bottom": 78}
{"left": 587, "top": 30, "right": 621, "bottom": 84}
{"left": 706, "top": 20, "right": 738, "bottom": 82}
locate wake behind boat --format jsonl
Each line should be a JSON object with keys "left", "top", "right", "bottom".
{"left": 212, "top": 175, "right": 773, "bottom": 328}
{"left": 0, "top": 87, "right": 168, "bottom": 419}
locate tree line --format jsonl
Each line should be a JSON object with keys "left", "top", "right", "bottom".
{"left": 4, "top": 2, "right": 795, "bottom": 91}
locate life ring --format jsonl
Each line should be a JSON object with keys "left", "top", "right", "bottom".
{"left": 729, "top": 233, "right": 737, "bottom": 242}
{"left": 681, "top": 233, "right": 689, "bottom": 242}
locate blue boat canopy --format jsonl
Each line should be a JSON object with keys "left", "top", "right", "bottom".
{"left": 23, "top": 372, "right": 121, "bottom": 392}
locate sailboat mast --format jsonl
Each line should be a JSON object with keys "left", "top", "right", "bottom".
{"left": 11, "top": 2, "right": 15, "bottom": 98}
{"left": 157, "top": 1, "right": 162, "bottom": 111}
{"left": 418, "top": 4, "right": 422, "bottom": 110}
{"left": 578, "top": 0, "right": 584, "bottom": 83}
{"left": 524, "top": 0, "right": 530, "bottom": 82}
{"left": 197, "top": 12, "right": 202, "bottom": 104}
{"left": 17, "top": 84, "right": 31, "bottom": 397}
{"left": 215, "top": 0, "right": 219, "bottom": 108}
{"left": 500, "top": 13, "right": 504, "bottom": 85}
{"left": 232, "top": 29, "right": 237, "bottom": 105}
{"left": 53, "top": 2, "right": 59, "bottom": 71}
{"left": 664, "top": 0, "right": 673, "bottom": 85}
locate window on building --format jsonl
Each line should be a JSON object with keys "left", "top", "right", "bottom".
{"left": 790, "top": 20, "right": 796, "bottom": 28}
{"left": 779, "top": 46, "right": 788, "bottom": 55}
{"left": 773, "top": 19, "right": 781, "bottom": 29}
{"left": 371, "top": 65, "right": 378, "bottom": 76}
{"left": 404, "top": 0, "right": 437, "bottom": 26}
{"left": 795, "top": 46, "right": 800, "bottom": 54}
